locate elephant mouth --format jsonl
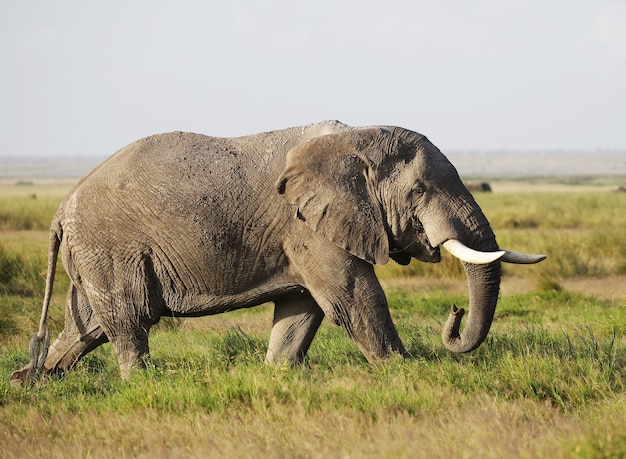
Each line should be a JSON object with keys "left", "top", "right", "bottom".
{"left": 414, "top": 223, "right": 442, "bottom": 263}
{"left": 416, "top": 241, "right": 441, "bottom": 263}
{"left": 388, "top": 217, "right": 443, "bottom": 265}
{"left": 389, "top": 237, "right": 441, "bottom": 265}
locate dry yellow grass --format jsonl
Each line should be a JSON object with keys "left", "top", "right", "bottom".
{"left": 2, "top": 392, "right": 625, "bottom": 458}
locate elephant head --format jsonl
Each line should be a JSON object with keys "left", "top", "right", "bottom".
{"left": 277, "top": 127, "right": 545, "bottom": 353}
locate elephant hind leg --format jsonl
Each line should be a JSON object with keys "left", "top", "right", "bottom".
{"left": 94, "top": 303, "right": 152, "bottom": 380}
{"left": 265, "top": 295, "right": 325, "bottom": 366}
{"left": 108, "top": 335, "right": 150, "bottom": 379}
{"left": 91, "top": 255, "right": 166, "bottom": 379}
{"left": 41, "top": 324, "right": 108, "bottom": 377}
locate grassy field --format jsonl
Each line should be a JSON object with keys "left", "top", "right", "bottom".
{"left": 1, "top": 179, "right": 625, "bottom": 458}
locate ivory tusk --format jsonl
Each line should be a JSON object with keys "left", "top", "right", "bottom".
{"left": 501, "top": 250, "right": 547, "bottom": 264}
{"left": 442, "top": 239, "right": 505, "bottom": 265}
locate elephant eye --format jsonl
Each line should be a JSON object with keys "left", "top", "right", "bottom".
{"left": 410, "top": 185, "right": 425, "bottom": 197}
{"left": 408, "top": 185, "right": 425, "bottom": 209}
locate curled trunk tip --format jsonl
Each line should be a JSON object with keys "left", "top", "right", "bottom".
{"left": 443, "top": 304, "right": 466, "bottom": 348}
{"left": 451, "top": 304, "right": 464, "bottom": 316}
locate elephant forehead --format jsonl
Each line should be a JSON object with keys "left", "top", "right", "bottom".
{"left": 410, "top": 144, "right": 457, "bottom": 181}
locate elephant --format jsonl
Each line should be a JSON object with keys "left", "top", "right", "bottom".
{"left": 464, "top": 182, "right": 492, "bottom": 193}
{"left": 11, "top": 120, "right": 545, "bottom": 385}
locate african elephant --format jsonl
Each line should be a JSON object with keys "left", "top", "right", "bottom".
{"left": 464, "top": 182, "right": 492, "bottom": 193}
{"left": 11, "top": 120, "right": 545, "bottom": 384}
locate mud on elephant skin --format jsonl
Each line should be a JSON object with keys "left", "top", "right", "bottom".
{"left": 11, "top": 120, "right": 545, "bottom": 385}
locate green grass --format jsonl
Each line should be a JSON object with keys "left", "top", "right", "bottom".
{"left": 0, "top": 196, "right": 61, "bottom": 231}
{"left": 1, "top": 181, "right": 625, "bottom": 458}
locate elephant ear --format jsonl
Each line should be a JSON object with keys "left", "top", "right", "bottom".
{"left": 276, "top": 129, "right": 389, "bottom": 265}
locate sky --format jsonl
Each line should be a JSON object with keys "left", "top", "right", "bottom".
{"left": 2, "top": 1, "right": 626, "bottom": 157}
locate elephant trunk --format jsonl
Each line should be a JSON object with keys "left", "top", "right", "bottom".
{"left": 442, "top": 260, "right": 501, "bottom": 353}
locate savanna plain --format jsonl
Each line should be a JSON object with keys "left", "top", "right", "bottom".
{"left": 1, "top": 174, "right": 625, "bottom": 458}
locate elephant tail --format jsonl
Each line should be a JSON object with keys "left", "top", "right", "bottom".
{"left": 24, "top": 218, "right": 63, "bottom": 383}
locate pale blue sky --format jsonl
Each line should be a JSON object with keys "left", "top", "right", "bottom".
{"left": 2, "top": 1, "right": 625, "bottom": 157}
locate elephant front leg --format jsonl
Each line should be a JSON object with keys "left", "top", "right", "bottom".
{"left": 306, "top": 269, "right": 406, "bottom": 362}
{"left": 286, "top": 243, "right": 406, "bottom": 363}
{"left": 265, "top": 295, "right": 325, "bottom": 365}
{"left": 328, "top": 291, "right": 406, "bottom": 362}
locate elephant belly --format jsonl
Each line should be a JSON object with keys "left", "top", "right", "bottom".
{"left": 149, "top": 238, "right": 301, "bottom": 316}
{"left": 162, "top": 282, "right": 308, "bottom": 317}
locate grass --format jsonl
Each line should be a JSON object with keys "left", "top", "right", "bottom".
{"left": 0, "top": 180, "right": 625, "bottom": 458}
{"left": 0, "top": 197, "right": 61, "bottom": 232}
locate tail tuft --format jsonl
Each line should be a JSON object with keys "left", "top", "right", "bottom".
{"left": 25, "top": 326, "right": 50, "bottom": 382}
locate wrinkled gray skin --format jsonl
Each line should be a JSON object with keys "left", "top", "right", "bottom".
{"left": 12, "top": 120, "right": 514, "bottom": 383}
